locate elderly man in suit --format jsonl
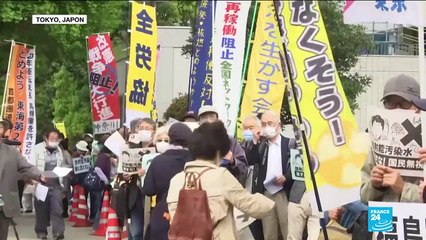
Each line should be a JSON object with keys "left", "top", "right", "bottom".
{"left": 0, "top": 142, "right": 43, "bottom": 240}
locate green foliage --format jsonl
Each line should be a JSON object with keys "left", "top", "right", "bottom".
{"left": 163, "top": 93, "right": 188, "bottom": 121}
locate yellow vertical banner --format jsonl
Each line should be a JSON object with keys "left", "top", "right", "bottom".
{"left": 126, "top": 2, "right": 158, "bottom": 125}
{"left": 280, "top": 1, "right": 369, "bottom": 210}
{"left": 54, "top": 122, "right": 67, "bottom": 138}
{"left": 239, "top": 1, "right": 286, "bottom": 136}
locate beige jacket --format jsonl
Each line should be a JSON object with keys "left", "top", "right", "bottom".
{"left": 361, "top": 150, "right": 421, "bottom": 204}
{"left": 167, "top": 160, "right": 274, "bottom": 240}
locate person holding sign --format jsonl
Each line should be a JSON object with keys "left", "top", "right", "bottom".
{"left": 143, "top": 122, "right": 193, "bottom": 240}
{"left": 361, "top": 75, "right": 425, "bottom": 205}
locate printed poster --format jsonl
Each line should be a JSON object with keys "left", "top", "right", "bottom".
{"left": 368, "top": 108, "right": 422, "bottom": 178}
{"left": 73, "top": 156, "right": 91, "bottom": 174}
{"left": 120, "top": 147, "right": 156, "bottom": 174}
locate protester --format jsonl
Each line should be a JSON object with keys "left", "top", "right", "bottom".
{"left": 143, "top": 122, "right": 193, "bottom": 240}
{"left": 153, "top": 126, "right": 170, "bottom": 154}
{"left": 182, "top": 111, "right": 198, "bottom": 122}
{"left": 33, "top": 129, "right": 65, "bottom": 240}
{"left": 74, "top": 140, "right": 89, "bottom": 157}
{"left": 58, "top": 137, "right": 72, "bottom": 218}
{"left": 241, "top": 115, "right": 264, "bottom": 240}
{"left": 0, "top": 140, "right": 44, "bottom": 240}
{"left": 167, "top": 121, "right": 274, "bottom": 239}
{"left": 83, "top": 133, "right": 94, "bottom": 153}
{"left": 117, "top": 118, "right": 156, "bottom": 240}
{"left": 246, "top": 110, "right": 295, "bottom": 240}
{"left": 361, "top": 75, "right": 423, "bottom": 204}
{"left": 92, "top": 136, "right": 113, "bottom": 231}
{"left": 198, "top": 105, "right": 248, "bottom": 185}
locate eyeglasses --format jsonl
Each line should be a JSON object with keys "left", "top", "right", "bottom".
{"left": 261, "top": 121, "right": 279, "bottom": 127}
{"left": 156, "top": 139, "right": 169, "bottom": 143}
{"left": 383, "top": 99, "right": 413, "bottom": 110}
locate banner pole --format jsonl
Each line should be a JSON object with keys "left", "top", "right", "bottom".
{"left": 1, "top": 40, "right": 15, "bottom": 118}
{"left": 85, "top": 36, "right": 95, "bottom": 135}
{"left": 234, "top": 0, "right": 259, "bottom": 136}
{"left": 272, "top": 1, "right": 329, "bottom": 239}
{"left": 123, "top": 0, "right": 132, "bottom": 127}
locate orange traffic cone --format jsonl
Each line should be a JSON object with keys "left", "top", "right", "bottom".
{"left": 91, "top": 191, "right": 110, "bottom": 236}
{"left": 121, "top": 224, "right": 128, "bottom": 240}
{"left": 72, "top": 186, "right": 90, "bottom": 227}
{"left": 106, "top": 208, "right": 121, "bottom": 240}
{"left": 69, "top": 185, "right": 79, "bottom": 222}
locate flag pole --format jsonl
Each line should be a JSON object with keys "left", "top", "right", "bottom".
{"left": 1, "top": 40, "right": 15, "bottom": 118}
{"left": 272, "top": 2, "right": 329, "bottom": 239}
{"left": 418, "top": 3, "right": 426, "bottom": 181}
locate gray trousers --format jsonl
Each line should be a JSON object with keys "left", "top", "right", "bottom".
{"left": 34, "top": 184, "right": 64, "bottom": 237}
{"left": 0, "top": 211, "right": 10, "bottom": 240}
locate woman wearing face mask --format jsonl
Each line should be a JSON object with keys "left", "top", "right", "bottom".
{"left": 154, "top": 127, "right": 170, "bottom": 154}
{"left": 142, "top": 122, "right": 194, "bottom": 240}
{"left": 128, "top": 118, "right": 156, "bottom": 149}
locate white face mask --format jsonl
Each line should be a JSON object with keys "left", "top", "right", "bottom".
{"left": 156, "top": 142, "right": 170, "bottom": 153}
{"left": 262, "top": 126, "right": 277, "bottom": 139}
{"left": 48, "top": 141, "right": 59, "bottom": 149}
{"left": 138, "top": 130, "right": 152, "bottom": 143}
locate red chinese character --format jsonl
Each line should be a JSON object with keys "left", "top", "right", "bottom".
{"left": 223, "top": 24, "right": 237, "bottom": 36}
{"left": 224, "top": 13, "right": 238, "bottom": 25}
{"left": 226, "top": 2, "right": 241, "bottom": 13}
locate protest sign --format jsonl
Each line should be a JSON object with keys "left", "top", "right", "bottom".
{"left": 369, "top": 201, "right": 426, "bottom": 239}
{"left": 120, "top": 147, "right": 156, "bottom": 174}
{"left": 290, "top": 149, "right": 304, "bottom": 181}
{"left": 140, "top": 153, "right": 160, "bottom": 186}
{"left": 368, "top": 108, "right": 422, "bottom": 178}
{"left": 73, "top": 156, "right": 91, "bottom": 174}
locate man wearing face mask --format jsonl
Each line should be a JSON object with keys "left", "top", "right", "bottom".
{"left": 32, "top": 129, "right": 65, "bottom": 240}
{"left": 247, "top": 110, "right": 295, "bottom": 240}
{"left": 198, "top": 105, "right": 248, "bottom": 185}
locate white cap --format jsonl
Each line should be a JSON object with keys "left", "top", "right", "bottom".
{"left": 198, "top": 105, "right": 218, "bottom": 117}
{"left": 76, "top": 140, "right": 89, "bottom": 152}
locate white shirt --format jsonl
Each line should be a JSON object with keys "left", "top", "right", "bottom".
{"left": 264, "top": 138, "right": 283, "bottom": 194}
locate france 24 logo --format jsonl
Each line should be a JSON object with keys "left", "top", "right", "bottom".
{"left": 368, "top": 207, "right": 393, "bottom": 232}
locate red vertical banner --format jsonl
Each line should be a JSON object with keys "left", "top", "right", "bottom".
{"left": 87, "top": 34, "right": 121, "bottom": 134}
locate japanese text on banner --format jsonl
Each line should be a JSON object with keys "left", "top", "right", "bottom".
{"left": 213, "top": 1, "right": 250, "bottom": 135}
{"left": 239, "top": 1, "right": 286, "bottom": 134}
{"left": 188, "top": 0, "right": 213, "bottom": 112}
{"left": 280, "top": 1, "right": 369, "bottom": 211}
{"left": 87, "top": 34, "right": 121, "bottom": 134}
{"left": 2, "top": 43, "right": 36, "bottom": 162}
{"left": 126, "top": 2, "right": 158, "bottom": 125}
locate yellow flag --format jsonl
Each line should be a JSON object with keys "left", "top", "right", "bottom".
{"left": 55, "top": 122, "right": 67, "bottom": 138}
{"left": 280, "top": 1, "right": 369, "bottom": 210}
{"left": 125, "top": 2, "right": 158, "bottom": 125}
{"left": 238, "top": 1, "right": 286, "bottom": 138}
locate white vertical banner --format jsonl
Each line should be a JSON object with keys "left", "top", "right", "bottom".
{"left": 24, "top": 48, "right": 36, "bottom": 161}
{"left": 213, "top": 1, "right": 250, "bottom": 135}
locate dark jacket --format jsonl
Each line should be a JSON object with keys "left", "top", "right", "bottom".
{"left": 247, "top": 136, "right": 294, "bottom": 197}
{"left": 95, "top": 152, "right": 111, "bottom": 181}
{"left": 227, "top": 137, "right": 248, "bottom": 185}
{"left": 142, "top": 149, "right": 193, "bottom": 240}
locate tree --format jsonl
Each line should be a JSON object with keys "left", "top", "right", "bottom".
{"left": 181, "top": 1, "right": 372, "bottom": 112}
{"left": 163, "top": 93, "right": 188, "bottom": 121}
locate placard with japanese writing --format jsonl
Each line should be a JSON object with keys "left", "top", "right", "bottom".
{"left": 370, "top": 201, "right": 426, "bottom": 239}
{"left": 72, "top": 156, "right": 91, "bottom": 175}
{"left": 213, "top": 1, "right": 250, "bottom": 135}
{"left": 126, "top": 2, "right": 158, "bottom": 125}
{"left": 87, "top": 34, "right": 121, "bottom": 134}
{"left": 368, "top": 107, "right": 422, "bottom": 178}
{"left": 188, "top": 0, "right": 213, "bottom": 112}
{"left": 120, "top": 147, "right": 156, "bottom": 174}
{"left": 279, "top": 0, "right": 369, "bottom": 211}
{"left": 2, "top": 42, "right": 36, "bottom": 162}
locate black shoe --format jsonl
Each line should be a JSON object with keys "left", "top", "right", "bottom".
{"left": 25, "top": 210, "right": 33, "bottom": 213}
{"left": 62, "top": 213, "right": 69, "bottom": 218}
{"left": 54, "top": 234, "right": 65, "bottom": 240}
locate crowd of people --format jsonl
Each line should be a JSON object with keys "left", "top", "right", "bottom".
{"left": 1, "top": 74, "right": 426, "bottom": 240}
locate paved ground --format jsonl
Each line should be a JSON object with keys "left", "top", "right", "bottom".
{"left": 8, "top": 213, "right": 104, "bottom": 240}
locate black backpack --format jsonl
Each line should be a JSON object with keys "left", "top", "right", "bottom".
{"left": 82, "top": 168, "right": 104, "bottom": 191}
